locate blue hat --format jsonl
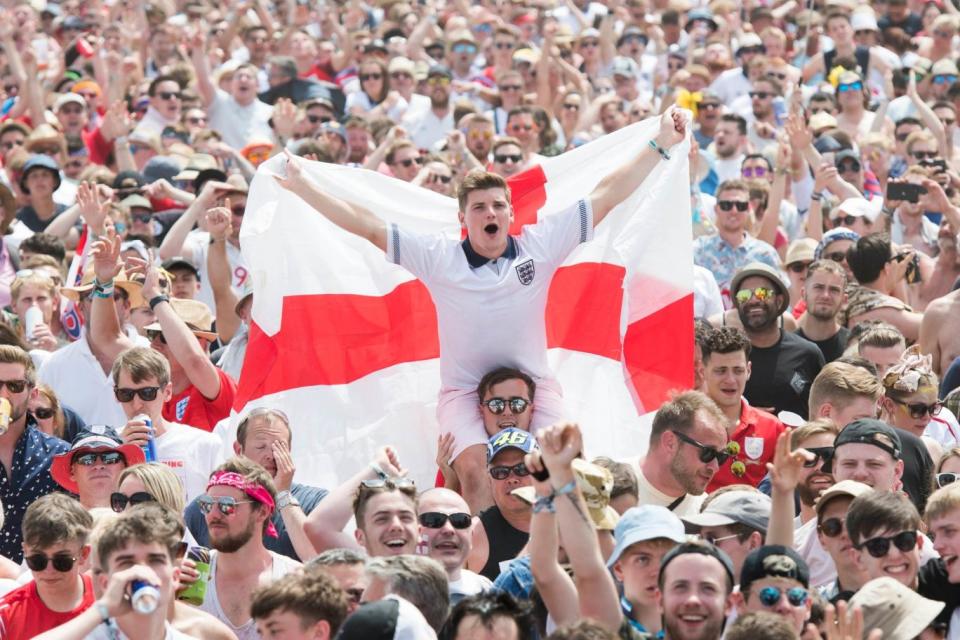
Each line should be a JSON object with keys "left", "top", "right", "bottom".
{"left": 319, "top": 121, "right": 347, "bottom": 144}
{"left": 486, "top": 428, "right": 536, "bottom": 463}
{"left": 815, "top": 227, "right": 861, "bottom": 260}
{"left": 607, "top": 505, "right": 686, "bottom": 567}
{"left": 20, "top": 154, "right": 61, "bottom": 195}
{"left": 142, "top": 156, "right": 183, "bottom": 184}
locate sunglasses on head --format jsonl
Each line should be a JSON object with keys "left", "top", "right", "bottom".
{"left": 495, "top": 154, "right": 522, "bottom": 164}
{"left": 756, "top": 586, "right": 809, "bottom": 608}
{"left": 360, "top": 476, "right": 416, "bottom": 490}
{"left": 742, "top": 166, "right": 767, "bottom": 178}
{"left": 0, "top": 379, "right": 29, "bottom": 393}
{"left": 803, "top": 446, "right": 833, "bottom": 468}
{"left": 735, "top": 286, "right": 776, "bottom": 304}
{"left": 32, "top": 407, "right": 55, "bottom": 420}
{"left": 819, "top": 517, "right": 845, "bottom": 538}
{"left": 838, "top": 82, "right": 863, "bottom": 93}
{"left": 787, "top": 261, "right": 811, "bottom": 274}
{"left": 717, "top": 200, "right": 749, "bottom": 212}
{"left": 833, "top": 214, "right": 859, "bottom": 227}
{"left": 110, "top": 491, "right": 156, "bottom": 513}
{"left": 483, "top": 397, "right": 530, "bottom": 415}
{"left": 197, "top": 494, "right": 254, "bottom": 516}
{"left": 419, "top": 511, "right": 472, "bottom": 529}
{"left": 397, "top": 157, "right": 423, "bottom": 168}
{"left": 73, "top": 451, "right": 125, "bottom": 466}
{"left": 857, "top": 530, "right": 918, "bottom": 558}
{"left": 114, "top": 386, "right": 160, "bottom": 403}
{"left": 937, "top": 472, "right": 959, "bottom": 488}
{"left": 890, "top": 398, "right": 942, "bottom": 418}
{"left": 489, "top": 462, "right": 530, "bottom": 480}
{"left": 25, "top": 553, "right": 77, "bottom": 572}
{"left": 671, "top": 430, "right": 731, "bottom": 465}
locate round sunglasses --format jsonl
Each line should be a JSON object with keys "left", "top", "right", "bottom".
{"left": 756, "top": 585, "right": 808, "bottom": 607}
{"left": 482, "top": 397, "right": 530, "bottom": 415}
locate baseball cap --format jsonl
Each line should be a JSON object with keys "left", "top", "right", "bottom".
{"left": 737, "top": 33, "right": 763, "bottom": 50}
{"left": 143, "top": 156, "right": 183, "bottom": 184}
{"left": 730, "top": 262, "right": 790, "bottom": 315}
{"left": 740, "top": 545, "right": 810, "bottom": 594}
{"left": 607, "top": 505, "right": 686, "bottom": 567}
{"left": 834, "top": 149, "right": 860, "bottom": 166}
{"left": 54, "top": 92, "right": 86, "bottom": 112}
{"left": 932, "top": 58, "right": 960, "bottom": 77}
{"left": 611, "top": 56, "right": 639, "bottom": 78}
{"left": 336, "top": 595, "right": 438, "bottom": 640}
{"left": 814, "top": 479, "right": 872, "bottom": 517}
{"left": 832, "top": 419, "right": 902, "bottom": 462}
{"left": 808, "top": 112, "right": 838, "bottom": 131}
{"left": 617, "top": 26, "right": 648, "bottom": 48}
{"left": 427, "top": 64, "right": 453, "bottom": 80}
{"left": 683, "top": 490, "right": 771, "bottom": 534}
{"left": 320, "top": 121, "right": 347, "bottom": 144}
{"left": 835, "top": 197, "right": 883, "bottom": 223}
{"left": 50, "top": 425, "right": 146, "bottom": 494}
{"left": 486, "top": 428, "right": 536, "bottom": 462}
{"left": 849, "top": 577, "right": 944, "bottom": 640}
{"left": 784, "top": 238, "right": 817, "bottom": 267}
{"left": 162, "top": 257, "right": 200, "bottom": 279}
{"left": 851, "top": 11, "right": 880, "bottom": 32}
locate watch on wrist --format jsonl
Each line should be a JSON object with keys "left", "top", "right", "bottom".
{"left": 149, "top": 294, "right": 170, "bottom": 310}
{"left": 276, "top": 491, "right": 299, "bottom": 510}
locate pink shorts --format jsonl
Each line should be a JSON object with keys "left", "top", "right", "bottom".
{"left": 437, "top": 378, "right": 567, "bottom": 460}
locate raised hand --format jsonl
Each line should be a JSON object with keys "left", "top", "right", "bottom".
{"left": 373, "top": 445, "right": 405, "bottom": 477}
{"left": 272, "top": 439, "right": 296, "bottom": 491}
{"left": 785, "top": 113, "right": 812, "bottom": 150}
{"left": 205, "top": 205, "right": 232, "bottom": 241}
{"left": 766, "top": 429, "right": 814, "bottom": 493}
{"left": 273, "top": 150, "right": 312, "bottom": 194}
{"left": 272, "top": 98, "right": 297, "bottom": 140}
{"left": 89, "top": 228, "right": 124, "bottom": 283}
{"left": 140, "top": 258, "right": 165, "bottom": 302}
{"left": 656, "top": 106, "right": 687, "bottom": 147}
{"left": 538, "top": 422, "right": 583, "bottom": 472}
{"left": 76, "top": 181, "right": 108, "bottom": 234}
{"left": 436, "top": 432, "right": 457, "bottom": 485}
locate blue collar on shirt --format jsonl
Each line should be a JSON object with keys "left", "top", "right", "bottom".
{"left": 461, "top": 235, "right": 518, "bottom": 269}
{"left": 621, "top": 596, "right": 649, "bottom": 634}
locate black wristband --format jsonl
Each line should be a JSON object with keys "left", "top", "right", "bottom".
{"left": 148, "top": 295, "right": 170, "bottom": 311}
{"left": 531, "top": 466, "right": 551, "bottom": 482}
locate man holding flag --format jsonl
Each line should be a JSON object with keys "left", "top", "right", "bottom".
{"left": 274, "top": 107, "right": 688, "bottom": 511}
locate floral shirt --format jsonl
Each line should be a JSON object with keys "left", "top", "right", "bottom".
{"left": 693, "top": 233, "right": 781, "bottom": 308}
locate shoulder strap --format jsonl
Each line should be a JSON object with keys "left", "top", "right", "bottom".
{"left": 666, "top": 494, "right": 685, "bottom": 511}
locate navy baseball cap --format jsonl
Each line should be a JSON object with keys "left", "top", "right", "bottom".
{"left": 740, "top": 545, "right": 810, "bottom": 594}
{"left": 486, "top": 428, "right": 536, "bottom": 463}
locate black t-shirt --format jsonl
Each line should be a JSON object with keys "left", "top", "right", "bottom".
{"left": 795, "top": 326, "right": 851, "bottom": 364}
{"left": 16, "top": 203, "right": 68, "bottom": 233}
{"left": 744, "top": 331, "right": 825, "bottom": 419}
{"left": 898, "top": 427, "right": 934, "bottom": 514}
{"left": 919, "top": 557, "right": 960, "bottom": 625}
{"left": 878, "top": 12, "right": 924, "bottom": 36}
{"left": 478, "top": 505, "right": 529, "bottom": 581}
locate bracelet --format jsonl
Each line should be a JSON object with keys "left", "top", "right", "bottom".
{"left": 369, "top": 462, "right": 389, "bottom": 480}
{"left": 148, "top": 295, "right": 170, "bottom": 311}
{"left": 533, "top": 493, "right": 556, "bottom": 514}
{"left": 114, "top": 135, "right": 128, "bottom": 146}
{"left": 648, "top": 139, "right": 671, "bottom": 161}
{"left": 92, "top": 288, "right": 114, "bottom": 299}
{"left": 552, "top": 480, "right": 578, "bottom": 497}
{"left": 810, "top": 193, "right": 823, "bottom": 201}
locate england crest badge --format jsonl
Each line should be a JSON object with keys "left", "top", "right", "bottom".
{"left": 744, "top": 436, "right": 765, "bottom": 460}
{"left": 515, "top": 259, "right": 535, "bottom": 285}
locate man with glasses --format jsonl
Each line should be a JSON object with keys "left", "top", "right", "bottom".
{"left": 684, "top": 491, "right": 769, "bottom": 582}
{"left": 504, "top": 106, "right": 540, "bottom": 157}
{"left": 49, "top": 425, "right": 145, "bottom": 510}
{"left": 490, "top": 136, "right": 527, "bottom": 177}
{"left": 0, "top": 494, "right": 93, "bottom": 637}
{"left": 403, "top": 65, "right": 455, "bottom": 150}
{"left": 385, "top": 140, "right": 423, "bottom": 182}
{"left": 418, "top": 488, "right": 492, "bottom": 603}
{"left": 476, "top": 367, "right": 535, "bottom": 438}
{"left": 197, "top": 457, "right": 302, "bottom": 638}
{"left": 134, "top": 75, "right": 183, "bottom": 139}
{"left": 746, "top": 77, "right": 781, "bottom": 151}
{"left": 734, "top": 546, "right": 811, "bottom": 635}
{"left": 846, "top": 490, "right": 929, "bottom": 591}
{"left": 694, "top": 92, "right": 722, "bottom": 150}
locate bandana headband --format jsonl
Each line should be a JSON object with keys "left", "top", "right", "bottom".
{"left": 207, "top": 471, "right": 279, "bottom": 538}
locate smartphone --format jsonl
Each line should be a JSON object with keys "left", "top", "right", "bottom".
{"left": 593, "top": 14, "right": 604, "bottom": 29}
{"left": 886, "top": 182, "right": 926, "bottom": 203}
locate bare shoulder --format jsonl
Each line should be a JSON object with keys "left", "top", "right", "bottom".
{"left": 173, "top": 602, "right": 239, "bottom": 640}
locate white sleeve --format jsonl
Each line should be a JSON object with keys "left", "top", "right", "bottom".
{"left": 385, "top": 224, "right": 449, "bottom": 283}
{"left": 519, "top": 198, "right": 594, "bottom": 268}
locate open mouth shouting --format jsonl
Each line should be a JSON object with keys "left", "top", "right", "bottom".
{"left": 484, "top": 223, "right": 499, "bottom": 237}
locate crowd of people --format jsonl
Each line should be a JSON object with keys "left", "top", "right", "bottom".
{"left": 0, "top": 0, "right": 958, "bottom": 638}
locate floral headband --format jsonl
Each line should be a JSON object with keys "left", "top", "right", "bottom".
{"left": 883, "top": 346, "right": 936, "bottom": 394}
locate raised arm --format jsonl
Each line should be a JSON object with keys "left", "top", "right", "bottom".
{"left": 272, "top": 439, "right": 317, "bottom": 561}
{"left": 206, "top": 206, "right": 242, "bottom": 343}
{"left": 88, "top": 230, "right": 138, "bottom": 365}
{"left": 589, "top": 107, "right": 687, "bottom": 227}
{"left": 905, "top": 71, "right": 949, "bottom": 158}
{"left": 766, "top": 429, "right": 813, "bottom": 547}
{"left": 756, "top": 141, "right": 789, "bottom": 247}
{"left": 158, "top": 180, "right": 225, "bottom": 262}
{"left": 275, "top": 151, "right": 387, "bottom": 252}
{"left": 190, "top": 29, "right": 216, "bottom": 107}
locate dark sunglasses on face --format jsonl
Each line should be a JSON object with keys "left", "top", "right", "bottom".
{"left": 749, "top": 91, "right": 771, "bottom": 99}
{"left": 483, "top": 397, "right": 530, "bottom": 415}
{"left": 757, "top": 586, "right": 809, "bottom": 607}
{"left": 419, "top": 511, "right": 472, "bottom": 529}
{"left": 187, "top": 116, "right": 206, "bottom": 125}
{"left": 700, "top": 102, "right": 721, "bottom": 111}
{"left": 742, "top": 166, "right": 767, "bottom": 178}
{"left": 132, "top": 213, "right": 153, "bottom": 224}
{"left": 25, "top": 553, "right": 77, "bottom": 572}
{"left": 937, "top": 472, "right": 959, "bottom": 488}
{"left": 838, "top": 82, "right": 863, "bottom": 93}
{"left": 735, "top": 286, "right": 775, "bottom": 304}
{"left": 158, "top": 91, "right": 181, "bottom": 100}
{"left": 891, "top": 398, "right": 943, "bottom": 418}
{"left": 819, "top": 517, "right": 845, "bottom": 538}
{"left": 32, "top": 407, "right": 56, "bottom": 420}
{"left": 397, "top": 157, "right": 423, "bottom": 168}
{"left": 114, "top": 386, "right": 160, "bottom": 403}
{"left": 489, "top": 462, "right": 530, "bottom": 480}
{"left": 306, "top": 114, "right": 331, "bottom": 124}
{"left": 670, "top": 430, "right": 731, "bottom": 465}
{"left": 495, "top": 154, "right": 522, "bottom": 164}
{"left": 499, "top": 84, "right": 523, "bottom": 92}
{"left": 857, "top": 530, "right": 918, "bottom": 558}
{"left": 787, "top": 261, "right": 811, "bottom": 274}
{"left": 803, "top": 446, "right": 834, "bottom": 468}
{"left": 0, "top": 379, "right": 29, "bottom": 393}
{"left": 562, "top": 103, "right": 580, "bottom": 110}
{"left": 73, "top": 451, "right": 125, "bottom": 466}
{"left": 390, "top": 72, "right": 412, "bottom": 81}
{"left": 833, "top": 214, "right": 859, "bottom": 227}
{"left": 837, "top": 161, "right": 861, "bottom": 173}
{"left": 359, "top": 73, "right": 382, "bottom": 82}
{"left": 912, "top": 150, "right": 938, "bottom": 160}
{"left": 110, "top": 491, "right": 156, "bottom": 513}
{"left": 197, "top": 494, "right": 254, "bottom": 515}
{"left": 717, "top": 200, "right": 749, "bottom": 212}
{"left": 432, "top": 174, "right": 452, "bottom": 184}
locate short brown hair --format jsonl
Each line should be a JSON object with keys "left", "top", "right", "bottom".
{"left": 845, "top": 489, "right": 920, "bottom": 546}
{"left": 0, "top": 345, "right": 36, "bottom": 385}
{"left": 727, "top": 612, "right": 797, "bottom": 640}
{"left": 808, "top": 362, "right": 882, "bottom": 417}
{"left": 111, "top": 346, "right": 171, "bottom": 388}
{"left": 97, "top": 503, "right": 184, "bottom": 572}
{"left": 353, "top": 480, "right": 417, "bottom": 530}
{"left": 212, "top": 457, "right": 278, "bottom": 534}
{"left": 716, "top": 179, "right": 750, "bottom": 197}
{"left": 477, "top": 367, "right": 535, "bottom": 402}
{"left": 457, "top": 170, "right": 511, "bottom": 212}
{"left": 857, "top": 326, "right": 906, "bottom": 352}
{"left": 385, "top": 139, "right": 417, "bottom": 165}
{"left": 790, "top": 418, "right": 839, "bottom": 449}
{"left": 805, "top": 259, "right": 847, "bottom": 285}
{"left": 491, "top": 136, "right": 522, "bottom": 156}
{"left": 23, "top": 494, "right": 93, "bottom": 550}
{"left": 650, "top": 391, "right": 726, "bottom": 447}
{"left": 251, "top": 568, "right": 349, "bottom": 634}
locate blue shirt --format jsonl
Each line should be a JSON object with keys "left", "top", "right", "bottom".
{"left": 184, "top": 482, "right": 327, "bottom": 561}
{"left": 693, "top": 233, "right": 781, "bottom": 303}
{"left": 0, "top": 419, "right": 69, "bottom": 562}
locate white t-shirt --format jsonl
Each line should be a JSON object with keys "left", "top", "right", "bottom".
{"left": 207, "top": 89, "right": 274, "bottom": 151}
{"left": 199, "top": 550, "right": 301, "bottom": 640}
{"left": 38, "top": 334, "right": 127, "bottom": 427}
{"left": 709, "top": 67, "right": 751, "bottom": 105}
{"left": 925, "top": 408, "right": 960, "bottom": 450}
{"left": 154, "top": 421, "right": 225, "bottom": 504}
{"left": 694, "top": 265, "right": 724, "bottom": 318}
{"left": 86, "top": 620, "right": 197, "bottom": 639}
{"left": 631, "top": 461, "right": 706, "bottom": 518}
{"left": 449, "top": 569, "right": 493, "bottom": 604}
{"left": 386, "top": 199, "right": 594, "bottom": 390}
{"left": 401, "top": 103, "right": 455, "bottom": 151}
{"left": 182, "top": 230, "right": 248, "bottom": 312}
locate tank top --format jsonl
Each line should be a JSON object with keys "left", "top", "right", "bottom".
{"left": 824, "top": 46, "right": 871, "bottom": 78}
{"left": 478, "top": 506, "right": 529, "bottom": 581}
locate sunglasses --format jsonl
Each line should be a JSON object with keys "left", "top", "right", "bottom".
{"left": 495, "top": 154, "right": 522, "bottom": 163}
{"left": 671, "top": 430, "right": 731, "bottom": 465}
{"left": 132, "top": 213, "right": 153, "bottom": 224}
{"left": 703, "top": 532, "right": 740, "bottom": 545}
{"left": 562, "top": 103, "right": 580, "bottom": 110}
{"left": 73, "top": 451, "right": 125, "bottom": 466}
{"left": 115, "top": 386, "right": 160, "bottom": 403}
{"left": 0, "top": 379, "right": 29, "bottom": 393}
{"left": 419, "top": 511, "right": 472, "bottom": 529}
{"left": 110, "top": 491, "right": 156, "bottom": 513}
{"left": 819, "top": 517, "right": 845, "bottom": 538}
{"left": 857, "top": 530, "right": 918, "bottom": 558}
{"left": 25, "top": 553, "right": 77, "bottom": 572}
{"left": 912, "top": 150, "right": 939, "bottom": 160}
{"left": 306, "top": 114, "right": 330, "bottom": 124}
{"left": 787, "top": 261, "right": 811, "bottom": 274}
{"left": 158, "top": 91, "right": 181, "bottom": 100}
{"left": 833, "top": 214, "right": 859, "bottom": 227}
{"left": 499, "top": 85, "right": 523, "bottom": 92}
{"left": 432, "top": 174, "right": 452, "bottom": 184}
{"left": 934, "top": 74, "right": 957, "bottom": 85}
{"left": 32, "top": 407, "right": 56, "bottom": 420}
{"left": 749, "top": 91, "right": 771, "bottom": 99}
{"left": 890, "top": 398, "right": 942, "bottom": 418}
{"left": 187, "top": 116, "right": 206, "bottom": 125}
{"left": 452, "top": 43, "right": 477, "bottom": 54}
{"left": 757, "top": 586, "right": 809, "bottom": 608}
{"left": 483, "top": 397, "right": 530, "bottom": 415}
{"left": 837, "top": 161, "right": 861, "bottom": 173}
{"left": 742, "top": 166, "right": 767, "bottom": 178}
{"left": 700, "top": 102, "right": 721, "bottom": 111}
{"left": 824, "top": 251, "right": 848, "bottom": 263}
{"left": 510, "top": 124, "right": 533, "bottom": 132}
{"left": 937, "top": 472, "right": 959, "bottom": 488}
{"left": 803, "top": 446, "right": 834, "bottom": 468}
{"left": 397, "top": 157, "right": 424, "bottom": 168}
{"left": 147, "top": 330, "right": 167, "bottom": 345}
{"left": 359, "top": 73, "right": 382, "bottom": 82}
{"left": 494, "top": 42, "right": 515, "bottom": 50}
{"left": 360, "top": 476, "right": 416, "bottom": 490}
{"left": 389, "top": 72, "right": 412, "bottom": 81}
{"left": 717, "top": 200, "right": 749, "bottom": 212}
{"left": 580, "top": 40, "right": 600, "bottom": 48}
{"left": 838, "top": 82, "right": 863, "bottom": 93}
{"left": 197, "top": 494, "right": 254, "bottom": 516}
{"left": 427, "top": 76, "right": 451, "bottom": 86}
{"left": 489, "top": 462, "right": 530, "bottom": 480}
{"left": 735, "top": 286, "right": 776, "bottom": 304}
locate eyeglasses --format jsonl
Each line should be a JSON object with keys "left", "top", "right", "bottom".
{"left": 499, "top": 85, "right": 523, "bottom": 92}
{"left": 911, "top": 150, "right": 938, "bottom": 160}
{"left": 452, "top": 43, "right": 477, "bottom": 54}
{"left": 73, "top": 451, "right": 125, "bottom": 466}
{"left": 158, "top": 91, "right": 181, "bottom": 101}
{"left": 432, "top": 174, "right": 452, "bottom": 184}
{"left": 838, "top": 82, "right": 863, "bottom": 93}
{"left": 187, "top": 116, "right": 207, "bottom": 125}
{"left": 397, "top": 157, "right": 423, "bottom": 168}
{"left": 562, "top": 103, "right": 580, "bottom": 110}
{"left": 494, "top": 42, "right": 515, "bottom": 50}
{"left": 360, "top": 476, "right": 416, "bottom": 490}
{"left": 855, "top": 29, "right": 875, "bottom": 37}
{"left": 510, "top": 124, "right": 533, "bottom": 132}
{"left": 700, "top": 102, "right": 721, "bottom": 111}
{"left": 756, "top": 586, "right": 809, "bottom": 608}
{"left": 427, "top": 76, "right": 451, "bottom": 86}
{"left": 670, "top": 430, "right": 731, "bottom": 465}
{"left": 147, "top": 330, "right": 167, "bottom": 345}
{"left": 482, "top": 397, "right": 530, "bottom": 415}
{"left": 837, "top": 161, "right": 861, "bottom": 173}
{"left": 741, "top": 166, "right": 767, "bottom": 178}
{"left": 735, "top": 287, "right": 775, "bottom": 304}
{"left": 489, "top": 462, "right": 530, "bottom": 480}
{"left": 803, "top": 446, "right": 834, "bottom": 468}
{"left": 33, "top": 407, "right": 55, "bottom": 420}
{"left": 25, "top": 553, "right": 77, "bottom": 572}
{"left": 717, "top": 200, "right": 749, "bottom": 212}
{"left": 937, "top": 472, "right": 959, "bottom": 488}
{"left": 819, "top": 517, "right": 845, "bottom": 538}
{"left": 60, "top": 105, "right": 85, "bottom": 115}
{"left": 934, "top": 74, "right": 958, "bottom": 85}
{"left": 110, "top": 491, "right": 156, "bottom": 513}
{"left": 359, "top": 73, "right": 382, "bottom": 82}
{"left": 857, "top": 530, "right": 918, "bottom": 558}
{"left": 495, "top": 154, "right": 522, "bottom": 163}
{"left": 114, "top": 386, "right": 160, "bottom": 403}
{"left": 833, "top": 214, "right": 859, "bottom": 227}
{"left": 787, "top": 261, "right": 811, "bottom": 274}
{"left": 580, "top": 40, "right": 599, "bottom": 48}
{"left": 0, "top": 379, "right": 29, "bottom": 393}
{"left": 749, "top": 91, "right": 771, "bottom": 99}
{"left": 419, "top": 511, "right": 472, "bottom": 529}
{"left": 824, "top": 251, "right": 848, "bottom": 263}
{"left": 703, "top": 532, "right": 740, "bottom": 545}
{"left": 890, "top": 398, "right": 943, "bottom": 418}
{"left": 197, "top": 494, "right": 254, "bottom": 516}
{"left": 389, "top": 72, "right": 412, "bottom": 81}
{"left": 132, "top": 212, "right": 153, "bottom": 224}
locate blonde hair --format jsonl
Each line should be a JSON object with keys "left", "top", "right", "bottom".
{"left": 790, "top": 418, "right": 839, "bottom": 449}
{"left": 0, "top": 345, "right": 36, "bottom": 385}
{"left": 808, "top": 362, "right": 882, "bottom": 416}
{"left": 925, "top": 482, "right": 960, "bottom": 525}
{"left": 11, "top": 272, "right": 57, "bottom": 304}
{"left": 118, "top": 462, "right": 186, "bottom": 514}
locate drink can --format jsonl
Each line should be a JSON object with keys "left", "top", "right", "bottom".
{"left": 131, "top": 579, "right": 160, "bottom": 614}
{"left": 177, "top": 547, "right": 211, "bottom": 606}
{"left": 25, "top": 306, "right": 43, "bottom": 341}
{"left": 134, "top": 413, "right": 158, "bottom": 462}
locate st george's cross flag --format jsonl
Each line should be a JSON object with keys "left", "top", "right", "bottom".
{"left": 223, "top": 117, "right": 694, "bottom": 488}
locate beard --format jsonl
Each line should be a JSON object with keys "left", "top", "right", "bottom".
{"left": 738, "top": 302, "right": 777, "bottom": 331}
{"left": 431, "top": 93, "right": 450, "bottom": 110}
{"left": 11, "top": 394, "right": 30, "bottom": 424}
{"left": 669, "top": 452, "right": 710, "bottom": 495}
{"left": 808, "top": 303, "right": 838, "bottom": 321}
{"left": 797, "top": 473, "right": 831, "bottom": 506}
{"left": 209, "top": 516, "right": 258, "bottom": 553}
